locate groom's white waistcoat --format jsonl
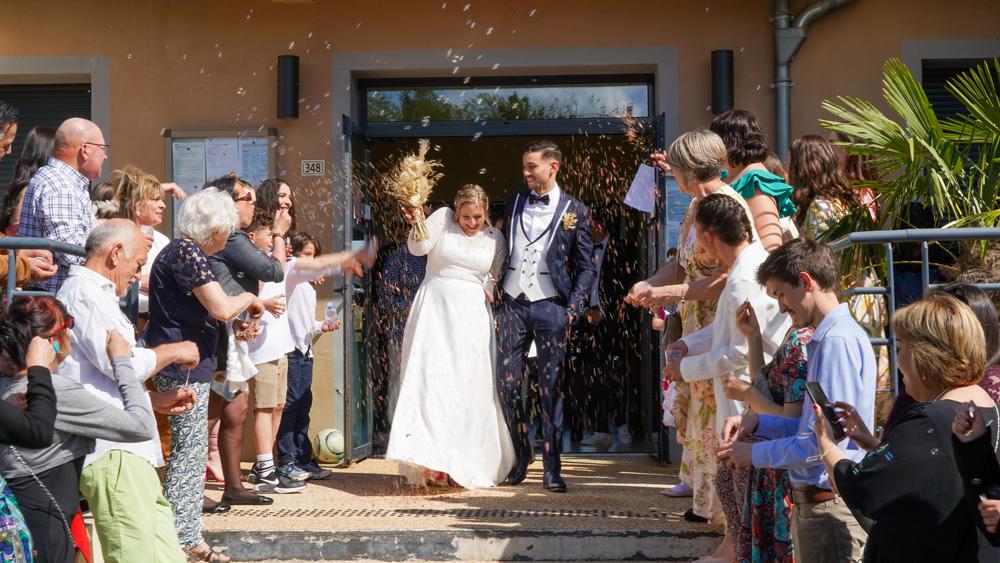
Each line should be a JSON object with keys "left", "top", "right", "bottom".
{"left": 503, "top": 211, "right": 558, "bottom": 302}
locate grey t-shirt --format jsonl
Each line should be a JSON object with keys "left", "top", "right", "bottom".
{"left": 0, "top": 356, "right": 155, "bottom": 478}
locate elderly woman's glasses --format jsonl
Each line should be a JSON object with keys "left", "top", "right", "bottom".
{"left": 233, "top": 194, "right": 255, "bottom": 205}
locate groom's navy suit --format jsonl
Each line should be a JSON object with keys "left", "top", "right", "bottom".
{"left": 496, "top": 187, "right": 595, "bottom": 484}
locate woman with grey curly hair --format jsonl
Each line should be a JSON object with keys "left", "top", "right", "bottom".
{"left": 145, "top": 187, "right": 265, "bottom": 563}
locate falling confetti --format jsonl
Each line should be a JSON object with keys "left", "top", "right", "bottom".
{"left": 528, "top": 8, "right": 536, "bottom": 16}
{"left": 289, "top": 41, "right": 296, "bottom": 49}
{"left": 486, "top": 27, "right": 494, "bottom": 35}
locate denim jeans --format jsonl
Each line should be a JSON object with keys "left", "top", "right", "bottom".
{"left": 277, "top": 350, "right": 316, "bottom": 467}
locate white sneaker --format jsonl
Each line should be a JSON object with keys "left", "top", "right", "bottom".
{"left": 661, "top": 481, "right": 693, "bottom": 497}
{"left": 617, "top": 426, "right": 633, "bottom": 445}
{"left": 580, "top": 432, "right": 612, "bottom": 446}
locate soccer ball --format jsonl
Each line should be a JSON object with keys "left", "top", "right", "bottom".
{"left": 314, "top": 428, "right": 345, "bottom": 464}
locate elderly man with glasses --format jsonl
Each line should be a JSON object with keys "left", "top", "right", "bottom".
{"left": 19, "top": 117, "right": 109, "bottom": 292}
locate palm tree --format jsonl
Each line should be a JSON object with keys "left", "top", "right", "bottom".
{"left": 819, "top": 57, "right": 1000, "bottom": 280}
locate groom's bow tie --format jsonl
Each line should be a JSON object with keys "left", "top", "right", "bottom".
{"left": 527, "top": 193, "right": 550, "bottom": 206}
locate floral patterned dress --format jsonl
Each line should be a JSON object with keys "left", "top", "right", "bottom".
{"left": 735, "top": 327, "right": 812, "bottom": 563}
{"left": 802, "top": 196, "right": 891, "bottom": 428}
{"left": 0, "top": 476, "right": 31, "bottom": 563}
{"left": 673, "top": 185, "right": 752, "bottom": 521}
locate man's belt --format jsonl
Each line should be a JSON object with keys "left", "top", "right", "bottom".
{"left": 792, "top": 485, "right": 836, "bottom": 504}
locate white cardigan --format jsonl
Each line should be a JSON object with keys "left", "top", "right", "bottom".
{"left": 678, "top": 241, "right": 791, "bottom": 434}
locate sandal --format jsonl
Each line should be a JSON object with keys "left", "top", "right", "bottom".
{"left": 184, "top": 543, "right": 231, "bottom": 562}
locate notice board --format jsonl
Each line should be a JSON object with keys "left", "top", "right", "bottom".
{"left": 162, "top": 128, "right": 278, "bottom": 234}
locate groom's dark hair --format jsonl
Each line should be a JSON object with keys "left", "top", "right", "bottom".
{"left": 524, "top": 140, "right": 562, "bottom": 164}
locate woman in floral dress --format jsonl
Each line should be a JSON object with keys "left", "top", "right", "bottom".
{"left": 790, "top": 135, "right": 891, "bottom": 426}
{"left": 724, "top": 301, "right": 811, "bottom": 563}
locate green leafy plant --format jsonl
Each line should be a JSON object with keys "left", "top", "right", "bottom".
{"left": 820, "top": 57, "right": 1000, "bottom": 280}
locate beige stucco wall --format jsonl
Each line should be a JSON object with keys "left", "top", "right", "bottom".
{"left": 2, "top": 0, "right": 998, "bottom": 446}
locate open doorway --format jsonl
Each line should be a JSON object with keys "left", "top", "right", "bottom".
{"left": 357, "top": 131, "right": 660, "bottom": 456}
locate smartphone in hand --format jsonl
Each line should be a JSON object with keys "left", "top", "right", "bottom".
{"left": 805, "top": 381, "right": 847, "bottom": 441}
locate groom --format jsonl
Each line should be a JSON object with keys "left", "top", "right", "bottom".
{"left": 497, "top": 140, "right": 595, "bottom": 493}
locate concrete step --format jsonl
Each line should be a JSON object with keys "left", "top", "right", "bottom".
{"left": 205, "top": 528, "right": 721, "bottom": 561}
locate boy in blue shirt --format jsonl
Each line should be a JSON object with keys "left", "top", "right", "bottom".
{"left": 717, "top": 238, "right": 875, "bottom": 562}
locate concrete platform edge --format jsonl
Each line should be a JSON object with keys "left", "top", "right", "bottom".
{"left": 204, "top": 528, "right": 723, "bottom": 561}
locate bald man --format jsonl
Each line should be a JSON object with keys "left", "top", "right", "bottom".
{"left": 19, "top": 117, "right": 108, "bottom": 291}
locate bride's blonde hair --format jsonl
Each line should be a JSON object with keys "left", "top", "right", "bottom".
{"left": 453, "top": 184, "right": 491, "bottom": 227}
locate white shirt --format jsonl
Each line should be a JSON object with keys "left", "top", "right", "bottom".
{"left": 520, "top": 185, "right": 562, "bottom": 241}
{"left": 286, "top": 258, "right": 339, "bottom": 357}
{"left": 56, "top": 265, "right": 163, "bottom": 468}
{"left": 248, "top": 278, "right": 295, "bottom": 365}
{"left": 678, "top": 242, "right": 791, "bottom": 434}
{"left": 139, "top": 230, "right": 170, "bottom": 314}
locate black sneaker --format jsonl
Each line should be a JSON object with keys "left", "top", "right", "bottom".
{"left": 300, "top": 461, "right": 333, "bottom": 480}
{"left": 250, "top": 464, "right": 306, "bottom": 493}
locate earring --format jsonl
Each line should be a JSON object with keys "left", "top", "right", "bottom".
{"left": 52, "top": 341, "right": 61, "bottom": 355}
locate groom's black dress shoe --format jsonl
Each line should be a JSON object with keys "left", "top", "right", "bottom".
{"left": 505, "top": 466, "right": 527, "bottom": 486}
{"left": 543, "top": 472, "right": 567, "bottom": 493}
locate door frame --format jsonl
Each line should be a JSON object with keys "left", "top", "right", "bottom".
{"left": 329, "top": 46, "right": 679, "bottom": 462}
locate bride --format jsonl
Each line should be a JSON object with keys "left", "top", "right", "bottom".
{"left": 386, "top": 184, "right": 516, "bottom": 489}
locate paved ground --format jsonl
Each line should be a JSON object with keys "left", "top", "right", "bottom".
{"left": 201, "top": 455, "right": 723, "bottom": 560}
{"left": 202, "top": 455, "right": 713, "bottom": 534}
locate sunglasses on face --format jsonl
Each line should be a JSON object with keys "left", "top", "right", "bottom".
{"left": 233, "top": 194, "right": 255, "bottom": 205}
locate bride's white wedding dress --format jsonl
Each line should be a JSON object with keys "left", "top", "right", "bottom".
{"left": 385, "top": 207, "right": 516, "bottom": 488}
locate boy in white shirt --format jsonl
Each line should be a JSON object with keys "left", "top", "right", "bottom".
{"left": 246, "top": 224, "right": 371, "bottom": 482}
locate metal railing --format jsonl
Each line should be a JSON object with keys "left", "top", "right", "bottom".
{"left": 1, "top": 237, "right": 86, "bottom": 308}
{"left": 829, "top": 227, "right": 1000, "bottom": 396}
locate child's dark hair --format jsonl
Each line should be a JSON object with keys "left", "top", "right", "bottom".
{"left": 247, "top": 212, "right": 274, "bottom": 235}
{"left": 0, "top": 296, "right": 70, "bottom": 371}
{"left": 694, "top": 192, "right": 753, "bottom": 246}
{"left": 756, "top": 238, "right": 839, "bottom": 292}
{"left": 290, "top": 231, "right": 321, "bottom": 256}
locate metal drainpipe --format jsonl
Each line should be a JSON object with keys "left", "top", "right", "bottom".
{"left": 773, "top": 0, "right": 855, "bottom": 157}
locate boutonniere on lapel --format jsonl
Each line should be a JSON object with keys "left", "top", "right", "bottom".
{"left": 562, "top": 212, "right": 578, "bottom": 232}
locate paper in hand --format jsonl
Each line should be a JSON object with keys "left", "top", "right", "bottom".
{"left": 624, "top": 163, "right": 657, "bottom": 213}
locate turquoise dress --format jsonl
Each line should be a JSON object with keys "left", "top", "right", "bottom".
{"left": 0, "top": 475, "right": 32, "bottom": 563}
{"left": 728, "top": 169, "right": 797, "bottom": 219}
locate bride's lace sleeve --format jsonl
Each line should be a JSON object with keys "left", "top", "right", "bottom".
{"left": 483, "top": 227, "right": 507, "bottom": 293}
{"left": 407, "top": 207, "right": 450, "bottom": 256}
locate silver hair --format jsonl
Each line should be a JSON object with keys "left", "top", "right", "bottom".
{"left": 176, "top": 187, "right": 237, "bottom": 247}
{"left": 84, "top": 219, "right": 140, "bottom": 258}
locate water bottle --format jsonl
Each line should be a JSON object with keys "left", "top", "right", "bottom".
{"left": 325, "top": 301, "right": 338, "bottom": 322}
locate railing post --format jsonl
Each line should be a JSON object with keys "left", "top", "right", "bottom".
{"left": 5, "top": 249, "right": 15, "bottom": 311}
{"left": 920, "top": 241, "right": 930, "bottom": 295}
{"left": 885, "top": 242, "right": 898, "bottom": 397}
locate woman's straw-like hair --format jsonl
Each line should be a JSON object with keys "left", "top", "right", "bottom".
{"left": 113, "top": 165, "right": 165, "bottom": 220}
{"left": 666, "top": 130, "right": 727, "bottom": 185}
{"left": 175, "top": 188, "right": 237, "bottom": 248}
{"left": 453, "top": 184, "right": 491, "bottom": 227}
{"left": 892, "top": 293, "right": 987, "bottom": 389}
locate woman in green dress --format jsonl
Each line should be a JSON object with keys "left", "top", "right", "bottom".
{"left": 709, "top": 110, "right": 799, "bottom": 252}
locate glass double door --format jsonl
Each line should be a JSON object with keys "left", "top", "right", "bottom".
{"left": 340, "top": 113, "right": 673, "bottom": 463}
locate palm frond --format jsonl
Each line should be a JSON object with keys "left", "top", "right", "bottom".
{"left": 942, "top": 59, "right": 1000, "bottom": 143}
